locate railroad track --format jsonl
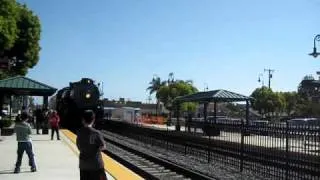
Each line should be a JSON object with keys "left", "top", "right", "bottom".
{"left": 101, "top": 130, "right": 214, "bottom": 180}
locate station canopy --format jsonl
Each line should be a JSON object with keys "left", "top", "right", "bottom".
{"left": 0, "top": 76, "right": 57, "bottom": 96}
{"left": 175, "top": 89, "right": 251, "bottom": 103}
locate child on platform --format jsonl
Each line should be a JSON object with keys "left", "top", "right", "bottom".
{"left": 14, "top": 112, "right": 37, "bottom": 173}
{"left": 76, "top": 110, "right": 107, "bottom": 180}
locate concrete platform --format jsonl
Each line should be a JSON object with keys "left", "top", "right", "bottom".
{"left": 0, "top": 130, "right": 115, "bottom": 180}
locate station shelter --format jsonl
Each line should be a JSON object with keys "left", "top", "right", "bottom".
{"left": 0, "top": 76, "right": 57, "bottom": 116}
{"left": 174, "top": 89, "right": 252, "bottom": 134}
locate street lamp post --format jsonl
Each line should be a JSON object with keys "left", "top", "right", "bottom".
{"left": 258, "top": 73, "right": 264, "bottom": 87}
{"left": 309, "top": 34, "right": 320, "bottom": 58}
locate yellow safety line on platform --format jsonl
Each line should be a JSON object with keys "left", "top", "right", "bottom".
{"left": 61, "top": 131, "right": 80, "bottom": 156}
{"left": 61, "top": 129, "right": 143, "bottom": 180}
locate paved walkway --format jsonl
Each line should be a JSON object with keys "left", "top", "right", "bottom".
{"left": 0, "top": 130, "right": 114, "bottom": 180}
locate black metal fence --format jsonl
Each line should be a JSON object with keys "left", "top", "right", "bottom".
{"left": 103, "top": 120, "right": 320, "bottom": 180}
{"left": 181, "top": 119, "right": 320, "bottom": 179}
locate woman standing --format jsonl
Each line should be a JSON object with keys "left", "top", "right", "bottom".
{"left": 49, "top": 110, "right": 60, "bottom": 140}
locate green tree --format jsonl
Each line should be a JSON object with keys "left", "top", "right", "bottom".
{"left": 294, "top": 95, "right": 320, "bottom": 117}
{"left": 147, "top": 73, "right": 198, "bottom": 122}
{"left": 282, "top": 92, "right": 297, "bottom": 116}
{"left": 0, "top": 0, "right": 41, "bottom": 79}
{"left": 250, "top": 86, "right": 289, "bottom": 118}
{"left": 157, "top": 79, "right": 198, "bottom": 112}
{"left": 250, "top": 86, "right": 275, "bottom": 117}
{"left": 295, "top": 98, "right": 312, "bottom": 117}
{"left": 271, "top": 92, "right": 286, "bottom": 119}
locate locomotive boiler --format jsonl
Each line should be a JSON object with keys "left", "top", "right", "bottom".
{"left": 56, "top": 78, "right": 103, "bottom": 131}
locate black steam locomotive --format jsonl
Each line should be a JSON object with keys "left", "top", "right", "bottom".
{"left": 56, "top": 78, "right": 103, "bottom": 131}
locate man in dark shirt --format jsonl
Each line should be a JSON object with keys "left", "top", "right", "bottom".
{"left": 35, "top": 108, "right": 44, "bottom": 134}
{"left": 76, "top": 110, "right": 107, "bottom": 180}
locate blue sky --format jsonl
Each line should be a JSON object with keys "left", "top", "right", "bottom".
{"left": 21, "top": 0, "right": 320, "bottom": 102}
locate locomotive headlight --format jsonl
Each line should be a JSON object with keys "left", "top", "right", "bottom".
{"left": 85, "top": 93, "right": 91, "bottom": 99}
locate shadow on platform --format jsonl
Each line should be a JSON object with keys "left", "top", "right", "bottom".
{"left": 0, "top": 170, "right": 13, "bottom": 175}
{"left": 0, "top": 169, "right": 35, "bottom": 174}
{"left": 32, "top": 139, "right": 51, "bottom": 142}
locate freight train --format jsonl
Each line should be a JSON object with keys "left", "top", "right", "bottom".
{"left": 56, "top": 78, "right": 103, "bottom": 131}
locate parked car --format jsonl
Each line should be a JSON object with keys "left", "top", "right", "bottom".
{"left": 1, "top": 110, "right": 8, "bottom": 116}
{"left": 250, "top": 120, "right": 269, "bottom": 126}
{"left": 288, "top": 118, "right": 320, "bottom": 126}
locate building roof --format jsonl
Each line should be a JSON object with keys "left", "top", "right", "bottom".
{"left": 0, "top": 76, "right": 57, "bottom": 96}
{"left": 175, "top": 89, "right": 251, "bottom": 103}
{"left": 103, "top": 100, "right": 158, "bottom": 109}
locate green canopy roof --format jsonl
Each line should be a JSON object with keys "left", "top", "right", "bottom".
{"left": 0, "top": 76, "right": 57, "bottom": 96}
{"left": 175, "top": 89, "right": 251, "bottom": 103}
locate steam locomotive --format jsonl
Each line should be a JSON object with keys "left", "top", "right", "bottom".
{"left": 56, "top": 78, "right": 103, "bottom": 131}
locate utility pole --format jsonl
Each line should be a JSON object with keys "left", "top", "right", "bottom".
{"left": 264, "top": 68, "right": 275, "bottom": 89}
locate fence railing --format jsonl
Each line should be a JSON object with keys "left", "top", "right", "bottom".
{"left": 103, "top": 120, "right": 320, "bottom": 180}
{"left": 178, "top": 120, "right": 320, "bottom": 179}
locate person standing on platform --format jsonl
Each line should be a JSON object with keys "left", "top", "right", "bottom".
{"left": 21, "top": 106, "right": 28, "bottom": 114}
{"left": 41, "top": 108, "right": 50, "bottom": 134}
{"left": 35, "top": 108, "right": 44, "bottom": 134}
{"left": 76, "top": 110, "right": 107, "bottom": 180}
{"left": 49, "top": 110, "right": 60, "bottom": 140}
{"left": 14, "top": 112, "right": 37, "bottom": 173}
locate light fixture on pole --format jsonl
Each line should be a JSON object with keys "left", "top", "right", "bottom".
{"left": 258, "top": 73, "right": 264, "bottom": 87}
{"left": 309, "top": 34, "right": 320, "bottom": 58}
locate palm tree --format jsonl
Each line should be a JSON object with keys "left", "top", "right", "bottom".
{"left": 147, "top": 76, "right": 166, "bottom": 115}
{"left": 168, "top": 72, "right": 174, "bottom": 85}
{"left": 147, "top": 76, "right": 162, "bottom": 95}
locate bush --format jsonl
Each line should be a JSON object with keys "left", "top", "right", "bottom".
{"left": 0, "top": 119, "right": 13, "bottom": 128}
